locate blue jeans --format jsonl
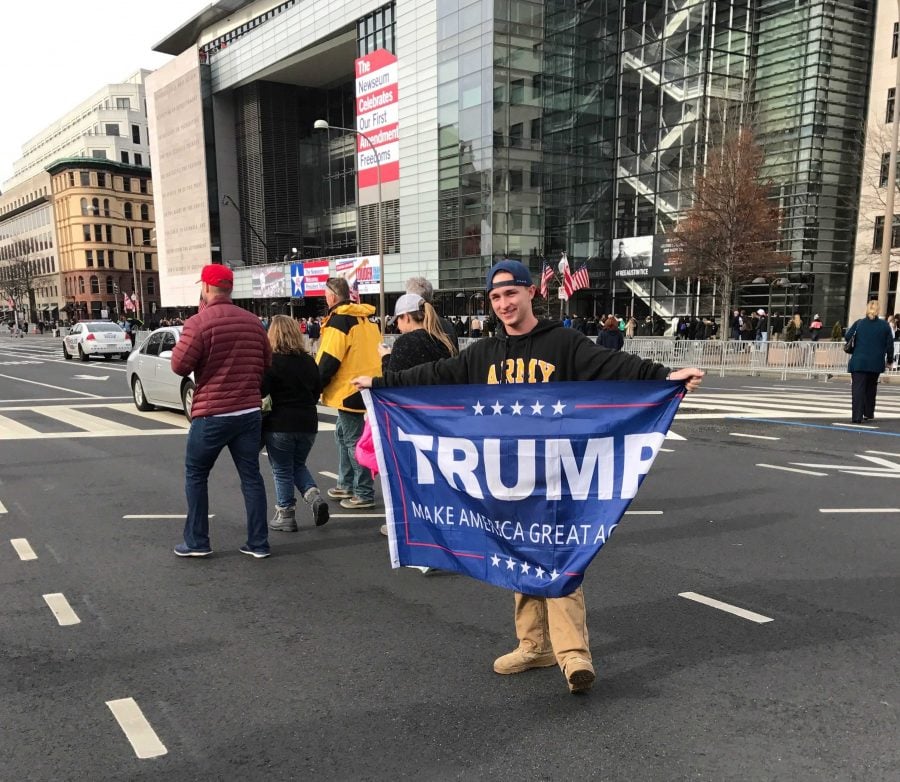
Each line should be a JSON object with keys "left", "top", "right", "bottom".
{"left": 265, "top": 430, "right": 317, "bottom": 508}
{"left": 335, "top": 410, "right": 374, "bottom": 501}
{"left": 184, "top": 411, "right": 268, "bottom": 552}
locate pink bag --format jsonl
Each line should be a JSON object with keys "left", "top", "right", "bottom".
{"left": 355, "top": 417, "right": 379, "bottom": 477}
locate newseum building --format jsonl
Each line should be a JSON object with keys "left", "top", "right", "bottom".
{"left": 148, "top": 0, "right": 874, "bottom": 327}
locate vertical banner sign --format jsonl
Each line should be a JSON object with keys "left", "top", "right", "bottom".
{"left": 364, "top": 380, "right": 684, "bottom": 598}
{"left": 355, "top": 49, "right": 399, "bottom": 190}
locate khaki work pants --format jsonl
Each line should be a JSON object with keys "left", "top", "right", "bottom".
{"left": 514, "top": 587, "right": 591, "bottom": 670}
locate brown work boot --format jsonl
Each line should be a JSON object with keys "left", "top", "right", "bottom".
{"left": 563, "top": 656, "right": 595, "bottom": 694}
{"left": 493, "top": 646, "right": 556, "bottom": 675}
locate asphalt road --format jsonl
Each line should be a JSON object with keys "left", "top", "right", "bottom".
{"left": 1, "top": 334, "right": 898, "bottom": 781}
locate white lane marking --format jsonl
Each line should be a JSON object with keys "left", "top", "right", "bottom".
{"left": 659, "top": 447, "right": 675, "bottom": 452}
{"left": 43, "top": 593, "right": 81, "bottom": 626}
{"left": 757, "top": 463, "right": 826, "bottom": 476}
{"left": 865, "top": 450, "right": 900, "bottom": 458}
{"left": 0, "top": 414, "right": 39, "bottom": 437}
{"left": 4, "top": 428, "right": 189, "bottom": 441}
{"left": 35, "top": 406, "right": 139, "bottom": 434}
{"left": 0, "top": 498, "right": 6, "bottom": 513}
{"left": 11, "top": 538, "right": 37, "bottom": 560}
{"left": 328, "top": 513, "right": 385, "bottom": 518}
{"left": 106, "top": 404, "right": 190, "bottom": 428}
{"left": 819, "top": 508, "right": 900, "bottom": 513}
{"left": 122, "top": 514, "right": 214, "bottom": 519}
{"left": 730, "top": 432, "right": 781, "bottom": 441}
{"left": 665, "top": 430, "right": 686, "bottom": 441}
{"left": 319, "top": 471, "right": 339, "bottom": 479}
{"left": 833, "top": 422, "right": 876, "bottom": 429}
{"left": 0, "top": 373, "right": 101, "bottom": 397}
{"left": 106, "top": 697, "right": 168, "bottom": 759}
{"left": 73, "top": 374, "right": 110, "bottom": 381}
{"left": 0, "top": 397, "right": 134, "bottom": 404}
{"left": 624, "top": 510, "right": 663, "bottom": 515}
{"left": 678, "top": 592, "right": 773, "bottom": 624}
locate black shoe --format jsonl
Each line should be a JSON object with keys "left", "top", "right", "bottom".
{"left": 863, "top": 417, "right": 875, "bottom": 423}
{"left": 851, "top": 419, "right": 863, "bottom": 424}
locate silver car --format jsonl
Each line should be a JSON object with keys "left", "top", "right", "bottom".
{"left": 63, "top": 321, "right": 131, "bottom": 361}
{"left": 126, "top": 326, "right": 195, "bottom": 421}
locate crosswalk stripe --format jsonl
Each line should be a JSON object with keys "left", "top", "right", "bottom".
{"left": 34, "top": 406, "right": 140, "bottom": 434}
{"left": 0, "top": 414, "right": 38, "bottom": 437}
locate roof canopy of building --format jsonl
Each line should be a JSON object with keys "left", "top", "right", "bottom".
{"left": 153, "top": 0, "right": 254, "bottom": 56}
{"left": 45, "top": 158, "right": 151, "bottom": 177}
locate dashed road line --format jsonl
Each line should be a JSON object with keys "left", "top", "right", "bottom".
{"left": 106, "top": 697, "right": 168, "bottom": 759}
{"left": 0, "top": 498, "right": 6, "bottom": 513}
{"left": 757, "top": 463, "right": 826, "bottom": 476}
{"left": 123, "top": 514, "right": 213, "bottom": 519}
{"left": 329, "top": 513, "right": 385, "bottom": 518}
{"left": 319, "top": 471, "right": 339, "bottom": 479}
{"left": 730, "top": 432, "right": 780, "bottom": 441}
{"left": 11, "top": 538, "right": 37, "bottom": 560}
{"left": 42, "top": 593, "right": 81, "bottom": 626}
{"left": 624, "top": 510, "right": 663, "bottom": 515}
{"left": 0, "top": 373, "right": 101, "bottom": 397}
{"left": 678, "top": 592, "right": 773, "bottom": 624}
{"left": 819, "top": 508, "right": 900, "bottom": 514}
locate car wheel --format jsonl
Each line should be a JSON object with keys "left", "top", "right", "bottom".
{"left": 132, "top": 377, "right": 154, "bottom": 411}
{"left": 181, "top": 381, "right": 195, "bottom": 422}
{"left": 78, "top": 345, "right": 88, "bottom": 361}
{"left": 63, "top": 344, "right": 71, "bottom": 360}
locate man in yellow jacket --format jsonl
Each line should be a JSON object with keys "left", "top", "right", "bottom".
{"left": 316, "top": 276, "right": 382, "bottom": 508}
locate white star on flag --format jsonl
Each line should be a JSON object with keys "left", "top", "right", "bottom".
{"left": 531, "top": 401, "right": 544, "bottom": 415}
{"left": 490, "top": 553, "right": 501, "bottom": 567}
{"left": 473, "top": 401, "right": 485, "bottom": 415}
{"left": 520, "top": 561, "right": 531, "bottom": 574}
{"left": 292, "top": 271, "right": 305, "bottom": 295}
{"left": 552, "top": 401, "right": 566, "bottom": 415}
{"left": 549, "top": 569, "right": 560, "bottom": 580}
{"left": 491, "top": 401, "right": 504, "bottom": 415}
{"left": 535, "top": 566, "right": 545, "bottom": 579}
{"left": 506, "top": 556, "right": 516, "bottom": 570}
{"left": 510, "top": 401, "right": 523, "bottom": 415}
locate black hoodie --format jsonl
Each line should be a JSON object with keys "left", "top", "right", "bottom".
{"left": 375, "top": 319, "right": 669, "bottom": 388}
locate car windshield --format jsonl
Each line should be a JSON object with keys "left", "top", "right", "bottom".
{"left": 88, "top": 323, "right": 124, "bottom": 333}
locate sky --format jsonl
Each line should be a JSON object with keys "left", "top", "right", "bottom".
{"left": 0, "top": 0, "right": 214, "bottom": 187}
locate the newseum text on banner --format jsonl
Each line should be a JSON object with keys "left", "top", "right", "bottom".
{"left": 364, "top": 380, "right": 684, "bottom": 598}
{"left": 355, "top": 48, "right": 399, "bottom": 191}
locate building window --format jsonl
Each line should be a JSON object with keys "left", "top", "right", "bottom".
{"left": 97, "top": 173, "right": 106, "bottom": 187}
{"left": 105, "top": 123, "right": 120, "bottom": 136}
{"left": 888, "top": 88, "right": 896, "bottom": 125}
{"left": 80, "top": 198, "right": 89, "bottom": 216}
{"left": 134, "top": 153, "right": 143, "bottom": 166}
{"left": 86, "top": 251, "right": 94, "bottom": 267}
{"left": 105, "top": 225, "right": 113, "bottom": 242}
{"left": 97, "top": 250, "right": 105, "bottom": 268}
{"left": 80, "top": 171, "right": 91, "bottom": 187}
{"left": 121, "top": 151, "right": 130, "bottom": 164}
{"left": 106, "top": 276, "right": 114, "bottom": 294}
{"left": 142, "top": 229, "right": 151, "bottom": 246}
{"left": 144, "top": 252, "right": 152, "bottom": 270}
{"left": 108, "top": 250, "right": 115, "bottom": 268}
{"left": 116, "top": 97, "right": 130, "bottom": 109}
{"left": 139, "top": 179, "right": 148, "bottom": 194}
{"left": 127, "top": 251, "right": 134, "bottom": 270}
{"left": 124, "top": 202, "right": 133, "bottom": 220}
{"left": 147, "top": 277, "right": 155, "bottom": 295}
{"left": 94, "top": 224, "right": 103, "bottom": 242}
{"left": 874, "top": 215, "right": 900, "bottom": 250}
{"left": 68, "top": 172, "right": 75, "bottom": 187}
{"left": 79, "top": 276, "right": 85, "bottom": 293}
{"left": 103, "top": 198, "right": 110, "bottom": 217}
{"left": 83, "top": 225, "right": 91, "bottom": 242}
{"left": 140, "top": 204, "right": 149, "bottom": 221}
{"left": 894, "top": 22, "right": 899, "bottom": 59}
{"left": 131, "top": 124, "right": 140, "bottom": 144}
{"left": 92, "top": 150, "right": 107, "bottom": 159}
{"left": 123, "top": 177, "right": 131, "bottom": 193}
{"left": 90, "top": 275, "right": 99, "bottom": 294}
{"left": 880, "top": 152, "right": 900, "bottom": 188}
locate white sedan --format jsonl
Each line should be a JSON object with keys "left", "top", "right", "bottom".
{"left": 63, "top": 321, "right": 131, "bottom": 361}
{"left": 126, "top": 326, "right": 195, "bottom": 421}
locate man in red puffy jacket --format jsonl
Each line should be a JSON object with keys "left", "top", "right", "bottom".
{"left": 171, "top": 264, "right": 272, "bottom": 558}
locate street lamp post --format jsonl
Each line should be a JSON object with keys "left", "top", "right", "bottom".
{"left": 222, "top": 194, "right": 272, "bottom": 262}
{"left": 878, "top": 0, "right": 900, "bottom": 317}
{"left": 313, "top": 119, "right": 386, "bottom": 333}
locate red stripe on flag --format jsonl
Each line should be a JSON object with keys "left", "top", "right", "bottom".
{"left": 572, "top": 265, "right": 590, "bottom": 293}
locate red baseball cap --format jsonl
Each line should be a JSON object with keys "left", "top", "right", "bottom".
{"left": 198, "top": 264, "right": 233, "bottom": 289}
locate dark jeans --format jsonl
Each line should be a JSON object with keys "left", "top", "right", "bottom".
{"left": 850, "top": 372, "right": 878, "bottom": 422}
{"left": 184, "top": 411, "right": 268, "bottom": 552}
{"left": 335, "top": 410, "right": 374, "bottom": 502}
{"left": 264, "top": 430, "right": 317, "bottom": 508}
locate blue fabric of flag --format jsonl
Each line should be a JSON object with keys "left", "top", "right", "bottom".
{"left": 364, "top": 380, "right": 683, "bottom": 597}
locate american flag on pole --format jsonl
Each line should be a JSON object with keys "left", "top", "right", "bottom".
{"left": 571, "top": 263, "right": 590, "bottom": 293}
{"left": 540, "top": 260, "right": 555, "bottom": 299}
{"left": 123, "top": 293, "right": 134, "bottom": 312}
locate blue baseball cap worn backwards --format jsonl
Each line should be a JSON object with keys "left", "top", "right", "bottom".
{"left": 485, "top": 259, "right": 533, "bottom": 291}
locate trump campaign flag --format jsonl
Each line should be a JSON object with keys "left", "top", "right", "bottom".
{"left": 364, "top": 380, "right": 683, "bottom": 597}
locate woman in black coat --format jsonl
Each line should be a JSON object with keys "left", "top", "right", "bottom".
{"left": 596, "top": 316, "right": 624, "bottom": 351}
{"left": 845, "top": 300, "right": 895, "bottom": 424}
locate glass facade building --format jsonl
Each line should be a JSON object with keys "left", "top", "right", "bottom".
{"left": 151, "top": 0, "right": 876, "bottom": 324}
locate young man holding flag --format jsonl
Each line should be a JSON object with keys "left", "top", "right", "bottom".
{"left": 352, "top": 260, "right": 703, "bottom": 693}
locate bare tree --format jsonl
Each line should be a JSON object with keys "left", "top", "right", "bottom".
{"left": 667, "top": 128, "right": 788, "bottom": 328}
{"left": 0, "top": 259, "right": 37, "bottom": 324}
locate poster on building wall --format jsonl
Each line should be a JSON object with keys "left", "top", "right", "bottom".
{"left": 611, "top": 236, "right": 677, "bottom": 278}
{"left": 291, "top": 260, "right": 330, "bottom": 297}
{"left": 335, "top": 256, "right": 381, "bottom": 296}
{"left": 355, "top": 49, "right": 399, "bottom": 190}
{"left": 252, "top": 265, "right": 288, "bottom": 298}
